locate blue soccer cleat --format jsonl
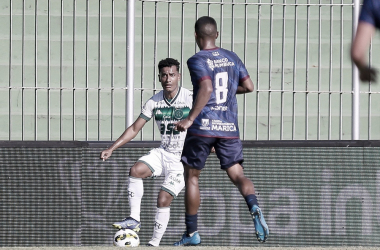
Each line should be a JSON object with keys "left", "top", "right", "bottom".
{"left": 250, "top": 205, "right": 269, "bottom": 243}
{"left": 112, "top": 217, "right": 141, "bottom": 232}
{"left": 173, "top": 231, "right": 201, "bottom": 246}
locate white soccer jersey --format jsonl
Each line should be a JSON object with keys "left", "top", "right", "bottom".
{"left": 140, "top": 87, "right": 193, "bottom": 156}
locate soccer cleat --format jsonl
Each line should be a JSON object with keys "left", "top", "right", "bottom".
{"left": 250, "top": 205, "right": 269, "bottom": 243}
{"left": 112, "top": 217, "right": 141, "bottom": 232}
{"left": 173, "top": 231, "right": 201, "bottom": 246}
{"left": 146, "top": 243, "right": 155, "bottom": 247}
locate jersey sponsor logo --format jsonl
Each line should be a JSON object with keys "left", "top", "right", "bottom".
{"left": 162, "top": 134, "right": 181, "bottom": 140}
{"left": 207, "top": 59, "right": 215, "bottom": 71}
{"left": 169, "top": 175, "right": 182, "bottom": 184}
{"left": 211, "top": 124, "right": 237, "bottom": 132}
{"left": 200, "top": 119, "right": 211, "bottom": 130}
{"left": 154, "top": 107, "right": 190, "bottom": 121}
{"left": 162, "top": 141, "right": 182, "bottom": 150}
{"left": 176, "top": 101, "right": 188, "bottom": 105}
{"left": 211, "top": 105, "right": 228, "bottom": 111}
{"left": 202, "top": 119, "right": 209, "bottom": 127}
{"left": 207, "top": 57, "right": 235, "bottom": 71}
{"left": 208, "top": 120, "right": 237, "bottom": 132}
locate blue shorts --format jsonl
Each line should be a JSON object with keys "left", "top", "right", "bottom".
{"left": 181, "top": 134, "right": 244, "bottom": 170}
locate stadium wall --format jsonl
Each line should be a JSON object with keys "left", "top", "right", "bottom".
{"left": 1, "top": 140, "right": 380, "bottom": 247}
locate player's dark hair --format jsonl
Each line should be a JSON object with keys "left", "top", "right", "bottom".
{"left": 195, "top": 16, "right": 217, "bottom": 38}
{"left": 158, "top": 58, "right": 180, "bottom": 72}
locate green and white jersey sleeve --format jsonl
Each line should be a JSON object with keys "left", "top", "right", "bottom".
{"left": 139, "top": 87, "right": 193, "bottom": 156}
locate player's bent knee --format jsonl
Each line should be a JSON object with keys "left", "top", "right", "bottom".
{"left": 129, "top": 162, "right": 153, "bottom": 178}
{"left": 157, "top": 190, "right": 174, "bottom": 207}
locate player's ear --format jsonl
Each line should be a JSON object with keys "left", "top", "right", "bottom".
{"left": 215, "top": 31, "right": 219, "bottom": 39}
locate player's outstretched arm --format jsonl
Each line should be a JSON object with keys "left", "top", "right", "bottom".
{"left": 100, "top": 117, "right": 147, "bottom": 161}
{"left": 237, "top": 77, "right": 254, "bottom": 94}
{"left": 175, "top": 79, "right": 213, "bottom": 132}
{"left": 351, "top": 21, "right": 377, "bottom": 82}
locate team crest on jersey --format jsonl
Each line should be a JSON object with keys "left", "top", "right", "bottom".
{"left": 173, "top": 108, "right": 184, "bottom": 120}
{"left": 212, "top": 51, "right": 219, "bottom": 56}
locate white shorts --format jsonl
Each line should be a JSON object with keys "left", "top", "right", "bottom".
{"left": 137, "top": 147, "right": 185, "bottom": 198}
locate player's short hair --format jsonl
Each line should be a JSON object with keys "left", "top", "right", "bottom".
{"left": 195, "top": 16, "right": 217, "bottom": 38}
{"left": 158, "top": 58, "right": 180, "bottom": 72}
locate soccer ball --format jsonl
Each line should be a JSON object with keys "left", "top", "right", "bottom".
{"left": 113, "top": 229, "right": 140, "bottom": 247}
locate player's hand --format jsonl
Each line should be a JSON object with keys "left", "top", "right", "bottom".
{"left": 175, "top": 118, "right": 193, "bottom": 132}
{"left": 359, "top": 66, "right": 377, "bottom": 82}
{"left": 100, "top": 149, "right": 113, "bottom": 161}
{"left": 211, "top": 147, "right": 215, "bottom": 153}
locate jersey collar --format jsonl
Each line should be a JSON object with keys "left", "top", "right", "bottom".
{"left": 163, "top": 87, "right": 181, "bottom": 106}
{"left": 202, "top": 46, "right": 219, "bottom": 51}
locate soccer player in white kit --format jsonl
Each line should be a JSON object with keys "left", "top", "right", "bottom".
{"left": 100, "top": 58, "right": 193, "bottom": 246}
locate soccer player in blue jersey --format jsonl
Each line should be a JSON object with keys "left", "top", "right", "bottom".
{"left": 173, "top": 16, "right": 269, "bottom": 246}
{"left": 100, "top": 58, "right": 193, "bottom": 247}
{"left": 351, "top": 0, "right": 379, "bottom": 82}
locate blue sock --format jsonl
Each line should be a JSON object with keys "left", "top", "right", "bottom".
{"left": 185, "top": 213, "right": 198, "bottom": 235}
{"left": 244, "top": 194, "right": 259, "bottom": 211}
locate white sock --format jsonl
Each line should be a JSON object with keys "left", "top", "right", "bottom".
{"left": 148, "top": 207, "right": 170, "bottom": 246}
{"left": 128, "top": 177, "right": 143, "bottom": 222}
